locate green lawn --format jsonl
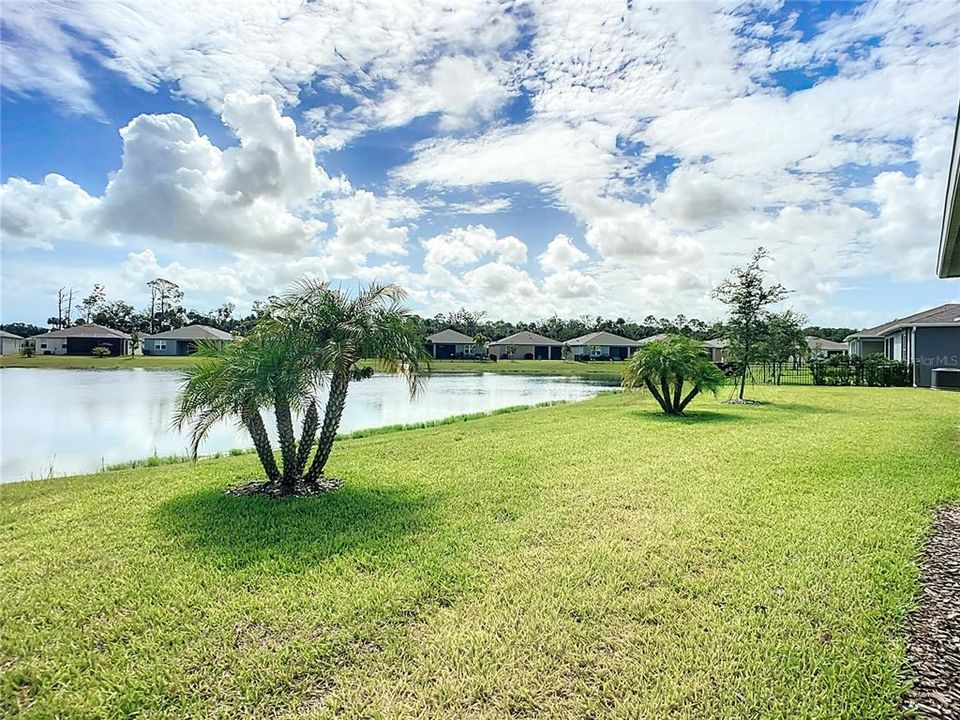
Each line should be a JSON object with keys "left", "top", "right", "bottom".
{"left": 2, "top": 387, "right": 958, "bottom": 718}
{"left": 0, "top": 354, "right": 625, "bottom": 378}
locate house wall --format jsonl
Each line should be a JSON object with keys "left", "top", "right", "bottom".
{"left": 571, "top": 344, "right": 635, "bottom": 360}
{"left": 913, "top": 327, "right": 960, "bottom": 388}
{"left": 36, "top": 337, "right": 68, "bottom": 355}
{"left": 488, "top": 343, "right": 555, "bottom": 359}
{"left": 430, "top": 342, "right": 474, "bottom": 359}
{"left": 0, "top": 337, "right": 23, "bottom": 355}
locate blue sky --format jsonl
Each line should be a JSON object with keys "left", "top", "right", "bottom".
{"left": 2, "top": 0, "right": 958, "bottom": 327}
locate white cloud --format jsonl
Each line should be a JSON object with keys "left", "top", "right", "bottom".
{"left": 421, "top": 225, "right": 527, "bottom": 267}
{"left": 0, "top": 174, "right": 101, "bottom": 250}
{"left": 543, "top": 269, "right": 600, "bottom": 299}
{"left": 538, "top": 234, "right": 588, "bottom": 272}
{"left": 324, "top": 191, "right": 419, "bottom": 274}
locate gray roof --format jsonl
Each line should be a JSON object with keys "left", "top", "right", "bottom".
{"left": 34, "top": 323, "right": 130, "bottom": 340}
{"left": 805, "top": 336, "right": 847, "bottom": 352}
{"left": 426, "top": 329, "right": 475, "bottom": 344}
{"left": 702, "top": 337, "right": 728, "bottom": 348}
{"left": 636, "top": 333, "right": 670, "bottom": 345}
{"left": 845, "top": 304, "right": 960, "bottom": 340}
{"left": 567, "top": 331, "right": 640, "bottom": 347}
{"left": 489, "top": 330, "right": 561, "bottom": 346}
{"left": 148, "top": 324, "right": 233, "bottom": 341}
{"left": 0, "top": 330, "right": 24, "bottom": 339}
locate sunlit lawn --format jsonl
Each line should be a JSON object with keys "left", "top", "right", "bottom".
{"left": 2, "top": 387, "right": 958, "bottom": 718}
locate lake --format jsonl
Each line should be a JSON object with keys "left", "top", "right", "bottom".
{"left": 0, "top": 369, "right": 614, "bottom": 482}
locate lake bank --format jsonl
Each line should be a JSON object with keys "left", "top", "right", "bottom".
{"left": 3, "top": 387, "right": 959, "bottom": 717}
{"left": 0, "top": 354, "right": 626, "bottom": 378}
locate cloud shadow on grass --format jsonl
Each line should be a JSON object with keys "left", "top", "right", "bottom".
{"left": 155, "top": 483, "right": 437, "bottom": 572}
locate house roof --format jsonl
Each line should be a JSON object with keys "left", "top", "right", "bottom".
{"left": 845, "top": 304, "right": 960, "bottom": 340}
{"left": 426, "top": 329, "right": 475, "bottom": 344}
{"left": 636, "top": 333, "right": 670, "bottom": 345}
{"left": 702, "top": 338, "right": 728, "bottom": 348}
{"left": 489, "top": 330, "right": 562, "bottom": 346}
{"left": 805, "top": 336, "right": 847, "bottom": 352}
{"left": 0, "top": 330, "right": 24, "bottom": 339}
{"left": 34, "top": 323, "right": 130, "bottom": 340}
{"left": 147, "top": 324, "right": 233, "bottom": 341}
{"left": 566, "top": 331, "right": 640, "bottom": 347}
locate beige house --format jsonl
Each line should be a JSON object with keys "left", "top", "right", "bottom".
{"left": 703, "top": 338, "right": 729, "bottom": 363}
{"left": 566, "top": 331, "right": 640, "bottom": 360}
{"left": 488, "top": 330, "right": 562, "bottom": 360}
{"left": 426, "top": 329, "right": 477, "bottom": 359}
{"left": 0, "top": 329, "right": 24, "bottom": 355}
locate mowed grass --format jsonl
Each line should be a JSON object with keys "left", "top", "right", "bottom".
{"left": 2, "top": 387, "right": 959, "bottom": 719}
{"left": 0, "top": 354, "right": 199, "bottom": 370}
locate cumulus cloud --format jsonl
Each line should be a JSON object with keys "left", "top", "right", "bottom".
{"left": 2, "top": 93, "right": 345, "bottom": 255}
{"left": 0, "top": 174, "right": 100, "bottom": 250}
{"left": 324, "top": 191, "right": 419, "bottom": 274}
{"left": 421, "top": 225, "right": 527, "bottom": 267}
{"left": 538, "top": 234, "right": 589, "bottom": 272}
{"left": 543, "top": 270, "right": 600, "bottom": 299}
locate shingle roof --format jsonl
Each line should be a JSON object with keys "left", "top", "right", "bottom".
{"left": 845, "top": 303, "right": 960, "bottom": 339}
{"left": 426, "top": 329, "right": 475, "bottom": 344}
{"left": 0, "top": 330, "right": 24, "bottom": 339}
{"left": 34, "top": 323, "right": 130, "bottom": 339}
{"left": 489, "top": 330, "right": 561, "bottom": 346}
{"left": 147, "top": 324, "right": 233, "bottom": 341}
{"left": 805, "top": 336, "right": 847, "bottom": 351}
{"left": 567, "top": 331, "right": 640, "bottom": 347}
{"left": 702, "top": 338, "right": 728, "bottom": 348}
{"left": 636, "top": 333, "right": 670, "bottom": 345}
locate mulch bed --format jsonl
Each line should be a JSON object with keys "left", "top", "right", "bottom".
{"left": 225, "top": 477, "right": 343, "bottom": 498}
{"left": 904, "top": 505, "right": 960, "bottom": 718}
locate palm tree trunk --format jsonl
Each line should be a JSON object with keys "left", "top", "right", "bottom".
{"left": 672, "top": 374, "right": 684, "bottom": 411}
{"left": 677, "top": 385, "right": 701, "bottom": 413}
{"left": 644, "top": 378, "right": 672, "bottom": 415}
{"left": 305, "top": 370, "right": 350, "bottom": 483}
{"left": 242, "top": 407, "right": 280, "bottom": 484}
{"left": 296, "top": 401, "right": 319, "bottom": 475}
{"left": 274, "top": 394, "right": 298, "bottom": 489}
{"left": 660, "top": 373, "right": 675, "bottom": 414}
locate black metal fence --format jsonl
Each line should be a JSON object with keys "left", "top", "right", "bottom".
{"left": 726, "top": 358, "right": 913, "bottom": 387}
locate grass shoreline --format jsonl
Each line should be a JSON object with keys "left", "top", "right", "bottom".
{"left": 0, "top": 354, "right": 626, "bottom": 378}
{"left": 3, "top": 387, "right": 958, "bottom": 717}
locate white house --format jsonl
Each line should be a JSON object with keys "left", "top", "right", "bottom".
{"left": 0, "top": 330, "right": 24, "bottom": 355}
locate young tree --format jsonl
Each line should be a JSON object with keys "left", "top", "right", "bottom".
{"left": 711, "top": 248, "right": 790, "bottom": 400}
{"left": 506, "top": 344, "right": 518, "bottom": 359}
{"left": 622, "top": 336, "right": 725, "bottom": 415}
{"left": 473, "top": 332, "right": 489, "bottom": 358}
{"left": 757, "top": 310, "right": 807, "bottom": 384}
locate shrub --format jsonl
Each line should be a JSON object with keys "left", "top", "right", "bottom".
{"left": 19, "top": 344, "right": 35, "bottom": 358}
{"left": 91, "top": 345, "right": 112, "bottom": 358}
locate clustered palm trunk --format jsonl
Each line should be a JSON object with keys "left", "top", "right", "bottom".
{"left": 175, "top": 281, "right": 427, "bottom": 495}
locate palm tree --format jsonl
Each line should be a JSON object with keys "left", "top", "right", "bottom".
{"left": 275, "top": 280, "right": 428, "bottom": 485}
{"left": 174, "top": 325, "right": 318, "bottom": 493}
{"left": 472, "top": 332, "right": 489, "bottom": 359}
{"left": 622, "top": 335, "right": 725, "bottom": 415}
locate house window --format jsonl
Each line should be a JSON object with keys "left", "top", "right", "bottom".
{"left": 154, "top": 340, "right": 167, "bottom": 350}
{"left": 40, "top": 343, "right": 47, "bottom": 349}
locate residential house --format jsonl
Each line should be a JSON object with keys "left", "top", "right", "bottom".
{"left": 566, "top": 331, "right": 640, "bottom": 360}
{"left": 32, "top": 324, "right": 131, "bottom": 356}
{"left": 0, "top": 330, "right": 24, "bottom": 355}
{"left": 488, "top": 331, "right": 562, "bottom": 360}
{"left": 702, "top": 338, "right": 729, "bottom": 363}
{"left": 938, "top": 109, "right": 960, "bottom": 278}
{"left": 425, "top": 329, "right": 477, "bottom": 359}
{"left": 805, "top": 336, "right": 847, "bottom": 358}
{"left": 845, "top": 303, "right": 960, "bottom": 387}
{"left": 143, "top": 325, "right": 234, "bottom": 355}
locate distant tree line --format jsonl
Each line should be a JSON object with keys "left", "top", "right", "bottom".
{"left": 2, "top": 276, "right": 858, "bottom": 344}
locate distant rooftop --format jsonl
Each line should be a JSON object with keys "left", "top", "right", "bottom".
{"left": 426, "top": 329, "right": 475, "bottom": 344}
{"left": 34, "top": 323, "right": 130, "bottom": 339}
{"left": 148, "top": 324, "right": 233, "bottom": 341}
{"left": 490, "top": 330, "right": 561, "bottom": 346}
{"left": 567, "top": 331, "right": 640, "bottom": 347}
{"left": 845, "top": 303, "right": 960, "bottom": 340}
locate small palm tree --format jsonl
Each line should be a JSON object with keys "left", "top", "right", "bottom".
{"left": 275, "top": 280, "right": 428, "bottom": 486}
{"left": 622, "top": 335, "right": 724, "bottom": 415}
{"left": 473, "top": 332, "right": 489, "bottom": 359}
{"left": 174, "top": 280, "right": 427, "bottom": 495}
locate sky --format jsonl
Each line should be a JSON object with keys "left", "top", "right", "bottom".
{"left": 1, "top": 0, "right": 959, "bottom": 328}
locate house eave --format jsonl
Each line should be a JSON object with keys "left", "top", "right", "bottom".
{"left": 938, "top": 103, "right": 960, "bottom": 278}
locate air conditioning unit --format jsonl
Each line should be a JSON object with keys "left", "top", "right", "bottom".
{"left": 931, "top": 368, "right": 960, "bottom": 391}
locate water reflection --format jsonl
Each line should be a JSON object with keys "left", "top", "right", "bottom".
{"left": 0, "top": 369, "right": 612, "bottom": 482}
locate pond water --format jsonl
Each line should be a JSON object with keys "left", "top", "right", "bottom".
{"left": 0, "top": 369, "right": 614, "bottom": 482}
